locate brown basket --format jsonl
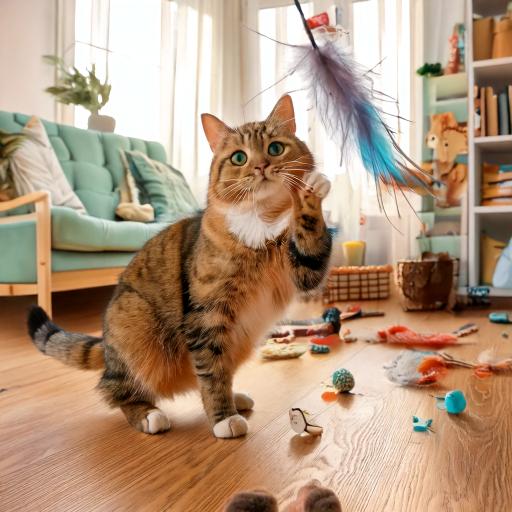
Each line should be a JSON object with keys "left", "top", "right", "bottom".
{"left": 323, "top": 265, "right": 393, "bottom": 303}
{"left": 396, "top": 258, "right": 459, "bottom": 311}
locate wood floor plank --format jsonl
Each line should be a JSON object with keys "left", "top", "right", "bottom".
{"left": 0, "top": 290, "right": 511, "bottom": 511}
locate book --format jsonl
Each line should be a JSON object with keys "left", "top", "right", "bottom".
{"left": 509, "top": 85, "right": 512, "bottom": 132}
{"left": 498, "top": 92, "right": 510, "bottom": 135}
{"left": 481, "top": 86, "right": 486, "bottom": 137}
{"left": 486, "top": 86, "right": 498, "bottom": 136}
{"left": 474, "top": 86, "right": 481, "bottom": 137}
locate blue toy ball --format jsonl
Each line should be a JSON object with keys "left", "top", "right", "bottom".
{"left": 436, "top": 389, "right": 466, "bottom": 414}
{"left": 445, "top": 390, "right": 467, "bottom": 414}
{"left": 332, "top": 368, "right": 355, "bottom": 393}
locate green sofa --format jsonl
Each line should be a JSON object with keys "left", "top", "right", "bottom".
{"left": 0, "top": 112, "right": 180, "bottom": 315}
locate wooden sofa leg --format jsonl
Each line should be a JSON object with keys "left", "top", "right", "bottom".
{"left": 35, "top": 194, "right": 52, "bottom": 317}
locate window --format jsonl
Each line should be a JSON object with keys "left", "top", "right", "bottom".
{"left": 74, "top": 0, "right": 163, "bottom": 140}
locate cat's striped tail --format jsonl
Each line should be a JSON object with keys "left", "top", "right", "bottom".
{"left": 27, "top": 306, "right": 104, "bottom": 370}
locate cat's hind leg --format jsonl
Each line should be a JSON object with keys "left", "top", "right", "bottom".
{"left": 98, "top": 346, "right": 171, "bottom": 435}
{"left": 234, "top": 392, "right": 254, "bottom": 411}
{"left": 121, "top": 402, "right": 171, "bottom": 434}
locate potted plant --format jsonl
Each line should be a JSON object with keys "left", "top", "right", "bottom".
{"left": 43, "top": 55, "right": 114, "bottom": 132}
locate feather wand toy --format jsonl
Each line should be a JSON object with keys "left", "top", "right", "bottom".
{"left": 289, "top": 0, "right": 429, "bottom": 211}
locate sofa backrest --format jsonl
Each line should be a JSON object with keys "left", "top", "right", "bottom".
{"left": 0, "top": 112, "right": 167, "bottom": 220}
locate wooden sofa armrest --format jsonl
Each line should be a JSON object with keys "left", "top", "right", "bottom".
{"left": 0, "top": 190, "right": 51, "bottom": 213}
{"left": 0, "top": 191, "right": 52, "bottom": 316}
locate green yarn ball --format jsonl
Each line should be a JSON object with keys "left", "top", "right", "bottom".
{"left": 332, "top": 368, "right": 355, "bottom": 393}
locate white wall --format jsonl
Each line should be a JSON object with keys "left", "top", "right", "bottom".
{"left": 0, "top": 0, "right": 57, "bottom": 120}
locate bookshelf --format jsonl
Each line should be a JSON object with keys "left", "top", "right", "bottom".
{"left": 466, "top": 0, "right": 512, "bottom": 297}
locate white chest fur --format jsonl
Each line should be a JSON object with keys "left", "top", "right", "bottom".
{"left": 225, "top": 208, "right": 290, "bottom": 249}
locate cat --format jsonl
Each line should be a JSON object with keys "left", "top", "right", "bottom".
{"left": 27, "top": 95, "right": 332, "bottom": 439}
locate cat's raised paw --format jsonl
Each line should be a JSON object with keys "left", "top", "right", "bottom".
{"left": 234, "top": 392, "right": 254, "bottom": 411}
{"left": 305, "top": 171, "right": 331, "bottom": 198}
{"left": 141, "top": 409, "right": 171, "bottom": 434}
{"left": 213, "top": 414, "right": 249, "bottom": 438}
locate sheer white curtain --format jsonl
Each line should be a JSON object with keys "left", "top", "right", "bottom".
{"left": 163, "top": 0, "right": 248, "bottom": 200}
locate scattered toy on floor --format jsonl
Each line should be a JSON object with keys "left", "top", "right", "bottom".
{"left": 260, "top": 341, "right": 308, "bottom": 360}
{"left": 385, "top": 349, "right": 512, "bottom": 385}
{"left": 435, "top": 389, "right": 467, "bottom": 414}
{"left": 371, "top": 325, "right": 460, "bottom": 347}
{"left": 466, "top": 286, "right": 490, "bottom": 307}
{"left": 224, "top": 479, "right": 342, "bottom": 512}
{"left": 271, "top": 307, "right": 342, "bottom": 342}
{"left": 339, "top": 304, "right": 385, "bottom": 321}
{"left": 332, "top": 368, "right": 355, "bottom": 393}
{"left": 320, "top": 369, "right": 356, "bottom": 401}
{"left": 412, "top": 416, "right": 434, "bottom": 433}
{"left": 452, "top": 323, "right": 479, "bottom": 337}
{"left": 489, "top": 312, "right": 511, "bottom": 324}
{"left": 309, "top": 344, "right": 330, "bottom": 354}
{"left": 289, "top": 408, "right": 324, "bottom": 436}
{"left": 310, "top": 334, "right": 341, "bottom": 346}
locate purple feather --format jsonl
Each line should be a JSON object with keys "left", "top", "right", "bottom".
{"left": 289, "top": 0, "right": 427, "bottom": 211}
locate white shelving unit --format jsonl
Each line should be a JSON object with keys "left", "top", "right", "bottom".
{"left": 466, "top": 0, "right": 512, "bottom": 297}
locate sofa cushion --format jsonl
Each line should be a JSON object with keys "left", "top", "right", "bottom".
{"left": 125, "top": 150, "right": 200, "bottom": 222}
{"left": 10, "top": 117, "right": 86, "bottom": 213}
{"left": 51, "top": 206, "right": 169, "bottom": 252}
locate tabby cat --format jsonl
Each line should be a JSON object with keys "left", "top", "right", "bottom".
{"left": 28, "top": 95, "right": 332, "bottom": 438}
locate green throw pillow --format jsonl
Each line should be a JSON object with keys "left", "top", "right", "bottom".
{"left": 124, "top": 150, "right": 200, "bottom": 223}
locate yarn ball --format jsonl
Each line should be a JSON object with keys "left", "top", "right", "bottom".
{"left": 332, "top": 368, "right": 355, "bottom": 392}
{"left": 444, "top": 389, "right": 466, "bottom": 414}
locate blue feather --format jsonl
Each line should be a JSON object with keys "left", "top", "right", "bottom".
{"left": 292, "top": 37, "right": 427, "bottom": 204}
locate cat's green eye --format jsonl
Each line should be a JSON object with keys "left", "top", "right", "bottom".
{"left": 268, "top": 141, "right": 284, "bottom": 156}
{"left": 230, "top": 151, "right": 247, "bottom": 166}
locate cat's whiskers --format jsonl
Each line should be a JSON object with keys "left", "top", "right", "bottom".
{"left": 279, "top": 172, "right": 310, "bottom": 189}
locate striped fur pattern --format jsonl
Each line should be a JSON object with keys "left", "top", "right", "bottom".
{"left": 28, "top": 306, "right": 103, "bottom": 370}
{"left": 27, "top": 95, "right": 332, "bottom": 438}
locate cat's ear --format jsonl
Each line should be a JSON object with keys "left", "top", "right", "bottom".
{"left": 266, "top": 94, "right": 296, "bottom": 133}
{"left": 201, "top": 114, "right": 231, "bottom": 152}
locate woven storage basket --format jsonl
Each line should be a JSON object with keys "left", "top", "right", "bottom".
{"left": 323, "top": 265, "right": 393, "bottom": 302}
{"left": 396, "top": 258, "right": 459, "bottom": 311}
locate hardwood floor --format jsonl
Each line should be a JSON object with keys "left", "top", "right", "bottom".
{"left": 1, "top": 288, "right": 511, "bottom": 512}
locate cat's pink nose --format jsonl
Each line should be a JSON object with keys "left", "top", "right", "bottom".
{"left": 254, "top": 161, "right": 270, "bottom": 176}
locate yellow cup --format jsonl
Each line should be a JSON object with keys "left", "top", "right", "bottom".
{"left": 342, "top": 240, "right": 366, "bottom": 266}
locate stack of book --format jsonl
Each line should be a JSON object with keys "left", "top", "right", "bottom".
{"left": 474, "top": 85, "right": 512, "bottom": 136}
{"left": 482, "top": 163, "right": 512, "bottom": 206}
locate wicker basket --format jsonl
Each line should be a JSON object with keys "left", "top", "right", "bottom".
{"left": 323, "top": 265, "right": 393, "bottom": 303}
{"left": 396, "top": 258, "right": 459, "bottom": 311}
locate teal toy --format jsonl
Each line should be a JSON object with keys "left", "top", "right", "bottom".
{"left": 435, "top": 389, "right": 467, "bottom": 414}
{"left": 489, "top": 312, "right": 511, "bottom": 324}
{"left": 332, "top": 368, "right": 355, "bottom": 393}
{"left": 310, "top": 344, "right": 330, "bottom": 354}
{"left": 412, "top": 416, "right": 434, "bottom": 432}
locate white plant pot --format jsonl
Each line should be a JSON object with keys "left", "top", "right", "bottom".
{"left": 88, "top": 113, "right": 116, "bottom": 133}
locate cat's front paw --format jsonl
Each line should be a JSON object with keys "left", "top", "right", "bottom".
{"left": 304, "top": 171, "right": 331, "bottom": 198}
{"left": 234, "top": 392, "right": 254, "bottom": 411}
{"left": 213, "top": 414, "right": 249, "bottom": 438}
{"left": 140, "top": 409, "right": 171, "bottom": 434}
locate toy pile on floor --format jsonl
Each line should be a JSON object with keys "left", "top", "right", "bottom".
{"left": 260, "top": 305, "right": 385, "bottom": 360}
{"left": 277, "top": 299, "right": 512, "bottom": 440}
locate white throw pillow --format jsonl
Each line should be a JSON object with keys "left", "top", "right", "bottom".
{"left": 10, "top": 116, "right": 86, "bottom": 213}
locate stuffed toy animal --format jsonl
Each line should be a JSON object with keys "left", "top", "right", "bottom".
{"left": 224, "top": 480, "right": 342, "bottom": 512}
